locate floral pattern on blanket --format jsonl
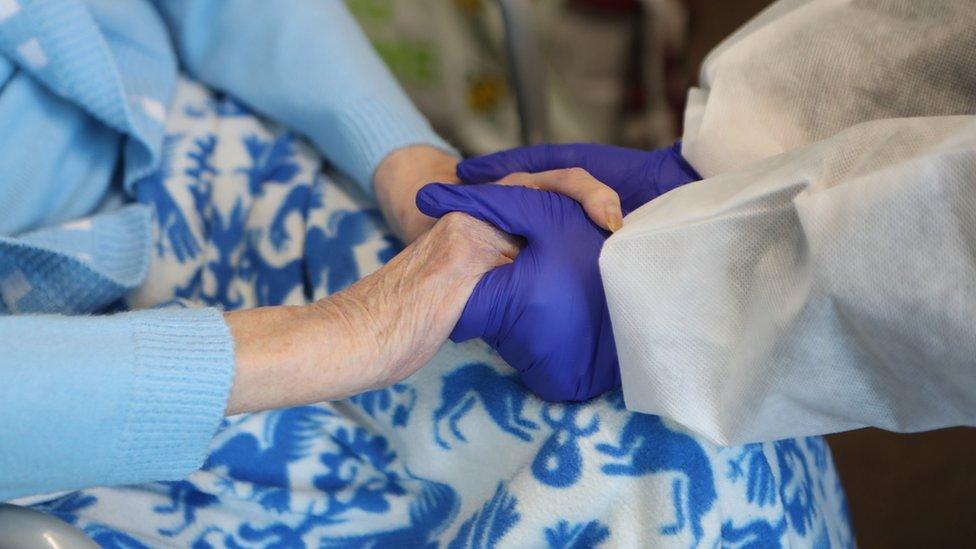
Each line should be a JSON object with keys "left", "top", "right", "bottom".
{"left": 31, "top": 79, "right": 853, "bottom": 548}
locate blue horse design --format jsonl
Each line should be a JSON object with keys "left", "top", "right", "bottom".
{"left": 433, "top": 363, "right": 539, "bottom": 449}
{"left": 203, "top": 406, "right": 333, "bottom": 512}
{"left": 596, "top": 414, "right": 716, "bottom": 546}
{"left": 238, "top": 133, "right": 301, "bottom": 196}
{"left": 532, "top": 405, "right": 600, "bottom": 488}
{"left": 306, "top": 209, "right": 382, "bottom": 294}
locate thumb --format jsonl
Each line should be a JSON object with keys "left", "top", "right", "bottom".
{"left": 416, "top": 183, "right": 545, "bottom": 239}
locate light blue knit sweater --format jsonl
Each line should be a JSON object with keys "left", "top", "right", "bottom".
{"left": 0, "top": 0, "right": 453, "bottom": 500}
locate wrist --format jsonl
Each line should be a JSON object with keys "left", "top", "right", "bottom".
{"left": 374, "top": 145, "right": 460, "bottom": 242}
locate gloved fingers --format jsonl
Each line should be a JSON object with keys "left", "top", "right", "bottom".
{"left": 495, "top": 168, "right": 623, "bottom": 232}
{"left": 416, "top": 182, "right": 545, "bottom": 239}
{"left": 457, "top": 143, "right": 604, "bottom": 183}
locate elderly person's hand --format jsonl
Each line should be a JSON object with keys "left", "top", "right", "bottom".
{"left": 223, "top": 212, "right": 518, "bottom": 415}
{"left": 417, "top": 182, "right": 616, "bottom": 402}
{"left": 373, "top": 145, "right": 461, "bottom": 242}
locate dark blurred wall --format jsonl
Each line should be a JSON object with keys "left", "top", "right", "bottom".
{"left": 683, "top": 2, "right": 976, "bottom": 547}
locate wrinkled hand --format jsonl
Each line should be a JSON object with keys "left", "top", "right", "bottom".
{"left": 322, "top": 210, "right": 520, "bottom": 389}
{"left": 457, "top": 142, "right": 701, "bottom": 231}
{"left": 417, "top": 183, "right": 617, "bottom": 402}
{"left": 226, "top": 211, "right": 518, "bottom": 415}
{"left": 374, "top": 145, "right": 461, "bottom": 242}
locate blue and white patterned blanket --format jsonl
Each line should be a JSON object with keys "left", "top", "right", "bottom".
{"left": 27, "top": 79, "right": 853, "bottom": 548}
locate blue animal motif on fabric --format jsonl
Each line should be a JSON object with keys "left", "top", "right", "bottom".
{"left": 448, "top": 483, "right": 521, "bottom": 549}
{"left": 269, "top": 184, "right": 322, "bottom": 252}
{"left": 531, "top": 405, "right": 600, "bottom": 488}
{"left": 544, "top": 519, "right": 610, "bottom": 549}
{"left": 727, "top": 444, "right": 777, "bottom": 507}
{"left": 238, "top": 133, "right": 301, "bottom": 196}
{"left": 721, "top": 518, "right": 787, "bottom": 549}
{"left": 433, "top": 363, "right": 539, "bottom": 449}
{"left": 204, "top": 407, "right": 333, "bottom": 512}
{"left": 596, "top": 414, "right": 716, "bottom": 545}
{"left": 318, "top": 479, "right": 459, "bottom": 548}
{"left": 137, "top": 133, "right": 201, "bottom": 262}
{"left": 240, "top": 229, "right": 304, "bottom": 305}
{"left": 153, "top": 481, "right": 220, "bottom": 537}
{"left": 176, "top": 199, "right": 248, "bottom": 308}
{"left": 775, "top": 439, "right": 818, "bottom": 536}
{"left": 349, "top": 383, "right": 418, "bottom": 427}
{"left": 305, "top": 209, "right": 382, "bottom": 294}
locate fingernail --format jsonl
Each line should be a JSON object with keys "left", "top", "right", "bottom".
{"left": 605, "top": 205, "right": 623, "bottom": 232}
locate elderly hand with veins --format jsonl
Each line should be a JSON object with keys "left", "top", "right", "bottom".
{"left": 224, "top": 211, "right": 518, "bottom": 415}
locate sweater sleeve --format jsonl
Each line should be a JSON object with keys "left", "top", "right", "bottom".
{"left": 152, "top": 0, "right": 456, "bottom": 194}
{"left": 0, "top": 307, "right": 235, "bottom": 501}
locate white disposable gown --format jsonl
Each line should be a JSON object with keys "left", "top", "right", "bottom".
{"left": 601, "top": 0, "right": 976, "bottom": 445}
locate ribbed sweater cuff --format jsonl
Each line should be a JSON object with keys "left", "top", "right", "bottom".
{"left": 331, "top": 98, "right": 459, "bottom": 194}
{"left": 108, "top": 307, "right": 235, "bottom": 484}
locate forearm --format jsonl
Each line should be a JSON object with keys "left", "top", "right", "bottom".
{"left": 225, "top": 212, "right": 516, "bottom": 415}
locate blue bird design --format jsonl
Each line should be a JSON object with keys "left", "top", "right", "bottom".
{"left": 305, "top": 209, "right": 382, "bottom": 294}
{"left": 238, "top": 133, "right": 301, "bottom": 196}
{"left": 204, "top": 406, "right": 333, "bottom": 512}
{"left": 136, "top": 133, "right": 201, "bottom": 262}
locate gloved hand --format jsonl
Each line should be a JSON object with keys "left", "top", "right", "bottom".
{"left": 416, "top": 182, "right": 618, "bottom": 402}
{"left": 457, "top": 142, "right": 701, "bottom": 231}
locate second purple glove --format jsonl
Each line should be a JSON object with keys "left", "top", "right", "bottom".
{"left": 416, "top": 183, "right": 618, "bottom": 402}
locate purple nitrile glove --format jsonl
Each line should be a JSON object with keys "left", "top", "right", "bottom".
{"left": 416, "top": 183, "right": 618, "bottom": 402}
{"left": 458, "top": 141, "right": 701, "bottom": 215}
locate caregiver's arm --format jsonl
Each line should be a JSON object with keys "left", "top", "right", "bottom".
{"left": 0, "top": 213, "right": 514, "bottom": 500}
{"left": 600, "top": 116, "right": 976, "bottom": 446}
{"left": 152, "top": 0, "right": 456, "bottom": 242}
